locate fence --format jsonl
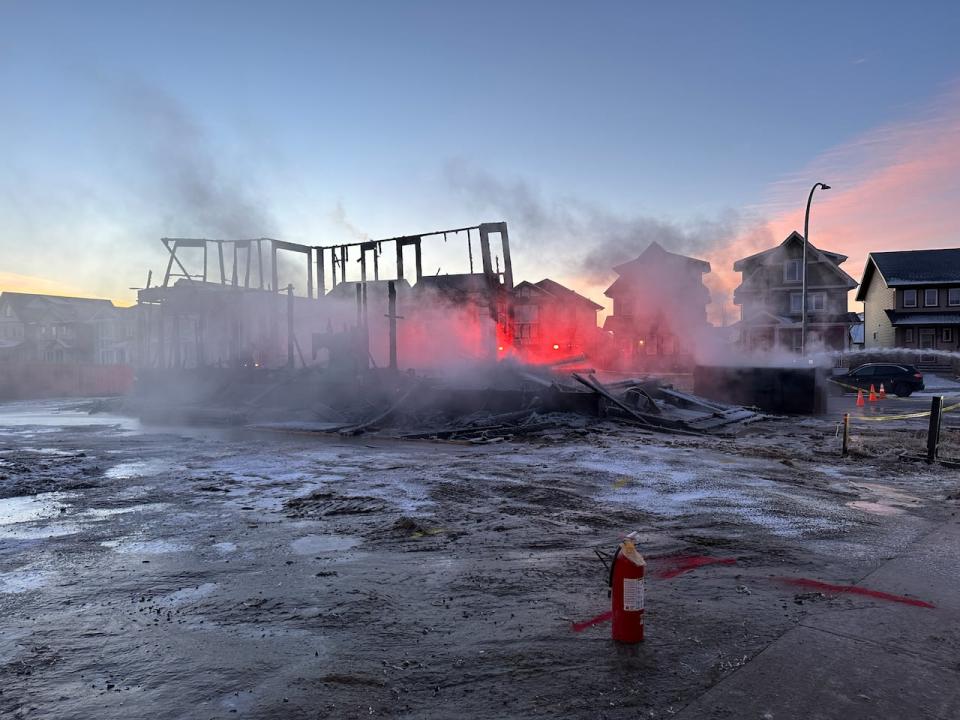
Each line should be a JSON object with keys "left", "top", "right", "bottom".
{"left": 0, "top": 361, "right": 134, "bottom": 400}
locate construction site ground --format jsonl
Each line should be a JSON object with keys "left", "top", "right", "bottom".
{"left": 1, "top": 395, "right": 959, "bottom": 719}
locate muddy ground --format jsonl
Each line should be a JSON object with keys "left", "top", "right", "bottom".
{"left": 1, "top": 398, "right": 958, "bottom": 719}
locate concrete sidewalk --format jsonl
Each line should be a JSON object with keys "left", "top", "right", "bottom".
{"left": 676, "top": 520, "right": 960, "bottom": 720}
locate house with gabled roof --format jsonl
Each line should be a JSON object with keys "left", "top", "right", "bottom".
{"left": 511, "top": 278, "right": 603, "bottom": 357}
{"left": 0, "top": 292, "right": 135, "bottom": 364}
{"left": 733, "top": 231, "right": 858, "bottom": 352}
{"left": 856, "top": 248, "right": 960, "bottom": 355}
{"left": 602, "top": 241, "right": 711, "bottom": 366}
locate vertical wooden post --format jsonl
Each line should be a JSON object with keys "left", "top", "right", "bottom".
{"left": 232, "top": 242, "right": 238, "bottom": 286}
{"left": 388, "top": 280, "right": 398, "bottom": 371}
{"left": 499, "top": 222, "right": 514, "bottom": 289}
{"left": 316, "top": 247, "right": 325, "bottom": 297}
{"left": 306, "top": 252, "right": 314, "bottom": 299}
{"left": 203, "top": 243, "right": 208, "bottom": 282}
{"left": 927, "top": 395, "right": 944, "bottom": 463}
{"left": 841, "top": 412, "right": 849, "bottom": 457}
{"left": 287, "top": 284, "right": 295, "bottom": 369}
{"left": 218, "top": 241, "right": 226, "bottom": 285}
{"left": 355, "top": 283, "right": 362, "bottom": 328}
{"left": 244, "top": 243, "right": 251, "bottom": 288}
{"left": 396, "top": 241, "right": 404, "bottom": 282}
{"left": 271, "top": 242, "right": 279, "bottom": 293}
{"left": 414, "top": 239, "right": 423, "bottom": 282}
{"left": 257, "top": 240, "right": 264, "bottom": 290}
{"left": 172, "top": 313, "right": 181, "bottom": 368}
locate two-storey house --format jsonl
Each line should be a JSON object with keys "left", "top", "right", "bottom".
{"left": 511, "top": 278, "right": 603, "bottom": 357}
{"left": 733, "top": 231, "right": 858, "bottom": 352}
{"left": 856, "top": 248, "right": 960, "bottom": 354}
{"left": 602, "top": 241, "right": 711, "bottom": 366}
{"left": 0, "top": 292, "right": 136, "bottom": 364}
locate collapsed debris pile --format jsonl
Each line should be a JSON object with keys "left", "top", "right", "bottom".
{"left": 125, "top": 360, "right": 761, "bottom": 440}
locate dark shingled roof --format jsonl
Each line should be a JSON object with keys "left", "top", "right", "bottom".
{"left": 532, "top": 278, "right": 603, "bottom": 311}
{"left": 871, "top": 249, "right": 960, "bottom": 285}
{"left": 884, "top": 310, "right": 960, "bottom": 326}
{"left": 0, "top": 292, "right": 115, "bottom": 324}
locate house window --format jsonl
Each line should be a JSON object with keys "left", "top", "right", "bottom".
{"left": 783, "top": 259, "right": 802, "bottom": 283}
{"left": 903, "top": 289, "right": 918, "bottom": 307}
{"left": 950, "top": 288, "right": 960, "bottom": 306}
{"left": 944, "top": 328, "right": 954, "bottom": 343}
{"left": 924, "top": 289, "right": 939, "bottom": 307}
{"left": 905, "top": 329, "right": 914, "bottom": 343}
{"left": 792, "top": 292, "right": 826, "bottom": 312}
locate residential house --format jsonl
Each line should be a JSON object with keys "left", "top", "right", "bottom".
{"left": 856, "top": 248, "right": 960, "bottom": 354}
{"left": 733, "top": 231, "right": 858, "bottom": 352}
{"left": 0, "top": 292, "right": 136, "bottom": 365}
{"left": 511, "top": 278, "right": 603, "bottom": 357}
{"left": 602, "top": 242, "right": 711, "bottom": 366}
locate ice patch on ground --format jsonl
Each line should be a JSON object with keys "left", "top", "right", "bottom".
{"left": 0, "top": 492, "right": 74, "bottom": 525}
{"left": 105, "top": 459, "right": 174, "bottom": 480}
{"left": 101, "top": 539, "right": 191, "bottom": 554}
{"left": 156, "top": 583, "right": 218, "bottom": 606}
{"left": 0, "top": 569, "right": 54, "bottom": 593}
{"left": 212, "top": 542, "right": 237, "bottom": 553}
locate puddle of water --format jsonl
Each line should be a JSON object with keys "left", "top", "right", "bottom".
{"left": 105, "top": 459, "right": 173, "bottom": 480}
{"left": 212, "top": 542, "right": 237, "bottom": 553}
{"left": 290, "top": 534, "right": 360, "bottom": 555}
{"left": 0, "top": 403, "right": 140, "bottom": 432}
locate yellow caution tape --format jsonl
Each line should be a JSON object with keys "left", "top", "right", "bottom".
{"left": 850, "top": 400, "right": 960, "bottom": 422}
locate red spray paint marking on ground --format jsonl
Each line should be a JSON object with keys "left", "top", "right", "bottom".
{"left": 571, "top": 555, "right": 737, "bottom": 632}
{"left": 571, "top": 610, "right": 613, "bottom": 633}
{"left": 776, "top": 577, "right": 936, "bottom": 609}
{"left": 653, "top": 555, "right": 738, "bottom": 579}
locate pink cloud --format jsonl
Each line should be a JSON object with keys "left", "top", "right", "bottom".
{"left": 703, "top": 81, "right": 960, "bottom": 323}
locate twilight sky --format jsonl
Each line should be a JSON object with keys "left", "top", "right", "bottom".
{"left": 2, "top": 1, "right": 959, "bottom": 322}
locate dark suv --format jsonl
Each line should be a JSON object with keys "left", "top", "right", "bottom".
{"left": 836, "top": 363, "right": 925, "bottom": 397}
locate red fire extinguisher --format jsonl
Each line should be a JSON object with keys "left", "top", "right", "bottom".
{"left": 609, "top": 533, "right": 646, "bottom": 643}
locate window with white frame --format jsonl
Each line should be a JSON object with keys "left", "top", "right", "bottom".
{"left": 944, "top": 328, "right": 954, "bottom": 343}
{"left": 905, "top": 328, "right": 914, "bottom": 343}
{"left": 783, "top": 259, "right": 801, "bottom": 283}
{"left": 950, "top": 288, "right": 960, "bottom": 306}
{"left": 808, "top": 292, "right": 826, "bottom": 311}
{"left": 903, "top": 289, "right": 918, "bottom": 307}
{"left": 925, "top": 289, "right": 939, "bottom": 307}
{"left": 789, "top": 293, "right": 803, "bottom": 313}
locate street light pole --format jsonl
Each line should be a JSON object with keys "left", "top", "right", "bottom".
{"left": 801, "top": 182, "right": 831, "bottom": 355}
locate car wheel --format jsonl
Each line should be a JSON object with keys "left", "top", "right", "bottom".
{"left": 894, "top": 383, "right": 912, "bottom": 398}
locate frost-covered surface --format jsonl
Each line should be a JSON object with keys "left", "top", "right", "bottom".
{"left": 0, "top": 397, "right": 957, "bottom": 718}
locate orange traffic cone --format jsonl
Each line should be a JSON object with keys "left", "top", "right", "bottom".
{"left": 879, "top": 383, "right": 886, "bottom": 400}
{"left": 869, "top": 384, "right": 877, "bottom": 402}
{"left": 856, "top": 388, "right": 865, "bottom": 407}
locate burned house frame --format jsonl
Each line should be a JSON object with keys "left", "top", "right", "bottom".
{"left": 136, "top": 222, "right": 514, "bottom": 371}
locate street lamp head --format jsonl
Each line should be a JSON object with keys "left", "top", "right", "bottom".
{"left": 820, "top": 183, "right": 831, "bottom": 190}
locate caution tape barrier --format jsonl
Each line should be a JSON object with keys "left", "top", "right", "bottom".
{"left": 848, "top": 400, "right": 960, "bottom": 422}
